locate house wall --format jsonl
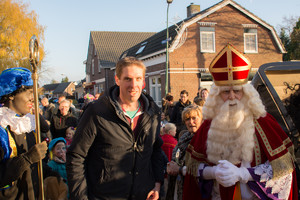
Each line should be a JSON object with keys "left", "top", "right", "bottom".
{"left": 65, "top": 83, "right": 75, "bottom": 96}
{"left": 167, "top": 4, "right": 283, "bottom": 101}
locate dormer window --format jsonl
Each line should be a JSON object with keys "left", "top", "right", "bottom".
{"left": 136, "top": 42, "right": 147, "bottom": 55}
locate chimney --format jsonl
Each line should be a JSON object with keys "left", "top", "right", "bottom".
{"left": 187, "top": 3, "right": 200, "bottom": 18}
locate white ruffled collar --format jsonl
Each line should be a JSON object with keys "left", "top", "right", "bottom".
{"left": 0, "top": 107, "right": 35, "bottom": 135}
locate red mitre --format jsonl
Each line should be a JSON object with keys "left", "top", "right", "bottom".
{"left": 209, "top": 44, "right": 251, "bottom": 86}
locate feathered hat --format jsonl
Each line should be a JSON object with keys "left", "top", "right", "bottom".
{"left": 209, "top": 44, "right": 251, "bottom": 86}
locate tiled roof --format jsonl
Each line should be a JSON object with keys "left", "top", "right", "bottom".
{"left": 53, "top": 82, "right": 72, "bottom": 94}
{"left": 90, "top": 31, "right": 156, "bottom": 67}
{"left": 43, "top": 83, "right": 59, "bottom": 91}
{"left": 123, "top": 22, "right": 182, "bottom": 58}
{"left": 124, "top": 0, "right": 285, "bottom": 58}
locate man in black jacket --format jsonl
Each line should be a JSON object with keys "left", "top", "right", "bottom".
{"left": 67, "top": 57, "right": 165, "bottom": 200}
{"left": 170, "top": 90, "right": 191, "bottom": 139}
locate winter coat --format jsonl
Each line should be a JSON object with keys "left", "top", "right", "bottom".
{"left": 66, "top": 85, "right": 165, "bottom": 200}
{"left": 50, "top": 109, "right": 77, "bottom": 139}
{"left": 161, "top": 134, "right": 178, "bottom": 161}
{"left": 170, "top": 100, "right": 191, "bottom": 126}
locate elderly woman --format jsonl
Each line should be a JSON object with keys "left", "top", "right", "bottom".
{"left": 166, "top": 104, "right": 203, "bottom": 200}
{"left": 0, "top": 67, "right": 49, "bottom": 199}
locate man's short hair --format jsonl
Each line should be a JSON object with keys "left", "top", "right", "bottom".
{"left": 180, "top": 90, "right": 189, "bottom": 96}
{"left": 115, "top": 57, "right": 146, "bottom": 78}
{"left": 166, "top": 95, "right": 174, "bottom": 101}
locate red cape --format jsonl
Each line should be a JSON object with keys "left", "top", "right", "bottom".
{"left": 183, "top": 113, "right": 298, "bottom": 200}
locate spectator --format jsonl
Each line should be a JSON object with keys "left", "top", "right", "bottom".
{"left": 163, "top": 94, "right": 175, "bottom": 121}
{"left": 193, "top": 87, "right": 203, "bottom": 102}
{"left": 161, "top": 112, "right": 169, "bottom": 127}
{"left": 161, "top": 123, "right": 177, "bottom": 162}
{"left": 166, "top": 105, "right": 203, "bottom": 200}
{"left": 183, "top": 44, "right": 298, "bottom": 200}
{"left": 53, "top": 94, "right": 80, "bottom": 118}
{"left": 50, "top": 99, "right": 77, "bottom": 139}
{"left": 48, "top": 137, "right": 68, "bottom": 183}
{"left": 200, "top": 88, "right": 209, "bottom": 102}
{"left": 66, "top": 56, "right": 164, "bottom": 200}
{"left": 193, "top": 98, "right": 205, "bottom": 107}
{"left": 161, "top": 123, "right": 177, "bottom": 200}
{"left": 65, "top": 126, "right": 75, "bottom": 149}
{"left": 171, "top": 90, "right": 191, "bottom": 138}
{"left": 41, "top": 97, "right": 55, "bottom": 121}
{"left": 46, "top": 137, "right": 68, "bottom": 200}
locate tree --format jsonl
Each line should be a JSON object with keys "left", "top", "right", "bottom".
{"left": 0, "top": 0, "right": 45, "bottom": 71}
{"left": 61, "top": 76, "right": 69, "bottom": 83}
{"left": 289, "top": 18, "right": 300, "bottom": 60}
{"left": 278, "top": 16, "right": 300, "bottom": 61}
{"left": 50, "top": 79, "right": 58, "bottom": 84}
{"left": 279, "top": 28, "right": 291, "bottom": 61}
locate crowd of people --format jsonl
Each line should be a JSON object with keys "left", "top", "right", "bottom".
{"left": 0, "top": 44, "right": 298, "bottom": 200}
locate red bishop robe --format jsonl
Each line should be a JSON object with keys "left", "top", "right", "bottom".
{"left": 183, "top": 113, "right": 298, "bottom": 200}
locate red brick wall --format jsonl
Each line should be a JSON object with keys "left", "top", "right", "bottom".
{"left": 166, "top": 4, "right": 282, "bottom": 101}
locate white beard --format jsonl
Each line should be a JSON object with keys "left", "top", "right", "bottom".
{"left": 206, "top": 97, "right": 255, "bottom": 165}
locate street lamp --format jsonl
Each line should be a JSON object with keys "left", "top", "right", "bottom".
{"left": 165, "top": 0, "right": 173, "bottom": 95}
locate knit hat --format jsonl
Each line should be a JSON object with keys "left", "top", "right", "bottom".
{"left": 0, "top": 67, "right": 33, "bottom": 100}
{"left": 48, "top": 137, "right": 66, "bottom": 151}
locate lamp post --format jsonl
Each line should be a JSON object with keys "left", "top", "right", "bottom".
{"left": 165, "top": 0, "right": 173, "bottom": 95}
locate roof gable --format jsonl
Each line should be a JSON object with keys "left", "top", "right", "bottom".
{"left": 124, "top": 0, "right": 285, "bottom": 59}
{"left": 174, "top": 0, "right": 284, "bottom": 53}
{"left": 43, "top": 83, "right": 59, "bottom": 91}
{"left": 53, "top": 82, "right": 73, "bottom": 94}
{"left": 87, "top": 31, "right": 156, "bottom": 68}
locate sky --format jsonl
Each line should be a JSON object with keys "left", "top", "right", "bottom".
{"left": 23, "top": 0, "right": 300, "bottom": 85}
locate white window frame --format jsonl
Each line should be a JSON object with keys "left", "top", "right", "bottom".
{"left": 149, "top": 76, "right": 162, "bottom": 106}
{"left": 91, "top": 58, "right": 95, "bottom": 75}
{"left": 200, "top": 27, "right": 215, "bottom": 53}
{"left": 244, "top": 29, "right": 258, "bottom": 53}
{"left": 98, "top": 60, "right": 101, "bottom": 73}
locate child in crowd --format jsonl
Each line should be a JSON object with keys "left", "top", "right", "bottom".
{"left": 65, "top": 126, "right": 75, "bottom": 149}
{"left": 161, "top": 123, "right": 178, "bottom": 199}
{"left": 48, "top": 137, "right": 67, "bottom": 182}
{"left": 161, "top": 112, "right": 169, "bottom": 127}
{"left": 161, "top": 123, "right": 177, "bottom": 161}
{"left": 46, "top": 137, "right": 68, "bottom": 200}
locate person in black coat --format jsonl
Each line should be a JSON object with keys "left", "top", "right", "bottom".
{"left": 170, "top": 90, "right": 191, "bottom": 139}
{"left": 50, "top": 100, "right": 77, "bottom": 139}
{"left": 66, "top": 57, "right": 164, "bottom": 200}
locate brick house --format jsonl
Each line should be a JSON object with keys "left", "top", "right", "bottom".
{"left": 41, "top": 82, "right": 75, "bottom": 98}
{"left": 84, "top": 31, "right": 156, "bottom": 94}
{"left": 121, "top": 0, "right": 285, "bottom": 105}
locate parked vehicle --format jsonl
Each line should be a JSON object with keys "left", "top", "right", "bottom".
{"left": 251, "top": 61, "right": 300, "bottom": 162}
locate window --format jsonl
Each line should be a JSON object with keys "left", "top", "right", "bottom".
{"left": 136, "top": 42, "right": 147, "bottom": 55}
{"left": 98, "top": 60, "right": 101, "bottom": 73}
{"left": 91, "top": 58, "right": 94, "bottom": 75}
{"left": 244, "top": 28, "right": 258, "bottom": 53}
{"left": 149, "top": 76, "right": 162, "bottom": 106}
{"left": 200, "top": 27, "right": 215, "bottom": 53}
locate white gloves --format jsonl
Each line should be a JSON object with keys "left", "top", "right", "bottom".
{"left": 201, "top": 160, "right": 252, "bottom": 187}
{"left": 202, "top": 165, "right": 217, "bottom": 180}
{"left": 215, "top": 160, "right": 251, "bottom": 187}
